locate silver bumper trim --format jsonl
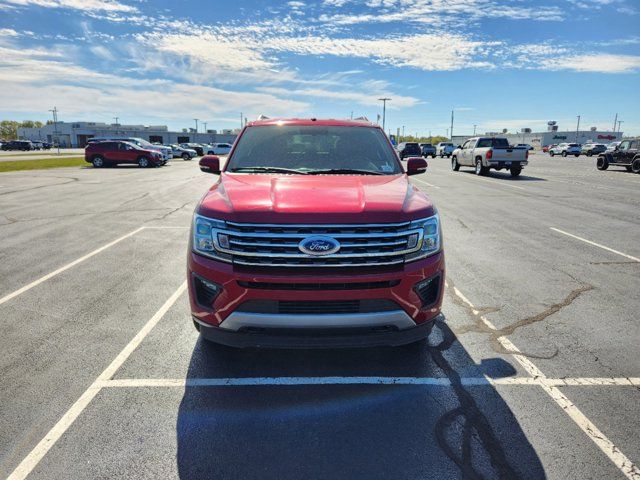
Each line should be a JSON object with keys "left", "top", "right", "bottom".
{"left": 218, "top": 310, "right": 416, "bottom": 332}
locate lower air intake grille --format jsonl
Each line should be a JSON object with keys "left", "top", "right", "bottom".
{"left": 414, "top": 274, "right": 441, "bottom": 308}
{"left": 237, "top": 299, "right": 399, "bottom": 315}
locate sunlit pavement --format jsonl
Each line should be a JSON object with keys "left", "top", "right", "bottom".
{"left": 1, "top": 155, "right": 639, "bottom": 479}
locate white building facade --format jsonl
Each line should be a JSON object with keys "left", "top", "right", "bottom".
{"left": 17, "top": 122, "right": 239, "bottom": 147}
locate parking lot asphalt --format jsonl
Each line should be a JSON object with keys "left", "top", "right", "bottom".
{"left": 1, "top": 153, "right": 639, "bottom": 479}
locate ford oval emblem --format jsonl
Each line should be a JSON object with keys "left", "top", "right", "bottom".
{"left": 298, "top": 236, "right": 340, "bottom": 256}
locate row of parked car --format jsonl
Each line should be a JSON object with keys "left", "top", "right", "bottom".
{"left": 83, "top": 137, "right": 235, "bottom": 168}
{"left": 542, "top": 142, "right": 614, "bottom": 157}
{"left": 0, "top": 140, "right": 53, "bottom": 151}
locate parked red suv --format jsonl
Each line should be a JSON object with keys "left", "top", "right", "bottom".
{"left": 188, "top": 118, "right": 444, "bottom": 348}
{"left": 84, "top": 140, "right": 164, "bottom": 168}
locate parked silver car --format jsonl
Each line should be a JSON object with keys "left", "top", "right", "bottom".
{"left": 549, "top": 143, "right": 581, "bottom": 157}
{"left": 169, "top": 144, "right": 197, "bottom": 160}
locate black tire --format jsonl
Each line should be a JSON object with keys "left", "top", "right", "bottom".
{"left": 475, "top": 158, "right": 487, "bottom": 176}
{"left": 587, "top": 151, "right": 592, "bottom": 157}
{"left": 574, "top": 154, "right": 579, "bottom": 157}
{"left": 431, "top": 155, "right": 436, "bottom": 158}
{"left": 138, "top": 156, "right": 150, "bottom": 168}
{"left": 193, "top": 319, "right": 201, "bottom": 332}
{"left": 625, "top": 166, "right": 632, "bottom": 172}
{"left": 91, "top": 155, "right": 104, "bottom": 168}
{"left": 451, "top": 156, "right": 460, "bottom": 171}
{"left": 562, "top": 151, "right": 567, "bottom": 157}
{"left": 632, "top": 158, "right": 640, "bottom": 174}
{"left": 510, "top": 166, "right": 522, "bottom": 177}
{"left": 549, "top": 151, "right": 555, "bottom": 157}
{"left": 182, "top": 152, "right": 190, "bottom": 160}
{"left": 596, "top": 156, "right": 609, "bottom": 170}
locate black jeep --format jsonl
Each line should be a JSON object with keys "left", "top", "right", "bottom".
{"left": 597, "top": 139, "right": 640, "bottom": 173}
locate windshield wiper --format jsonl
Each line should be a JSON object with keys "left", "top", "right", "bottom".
{"left": 229, "top": 166, "right": 308, "bottom": 174}
{"left": 306, "top": 168, "right": 385, "bottom": 175}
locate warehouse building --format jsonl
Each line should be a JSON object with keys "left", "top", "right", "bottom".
{"left": 17, "top": 121, "right": 239, "bottom": 148}
{"left": 452, "top": 122, "right": 623, "bottom": 149}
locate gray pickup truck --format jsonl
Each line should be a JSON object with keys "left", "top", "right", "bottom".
{"left": 451, "top": 137, "right": 529, "bottom": 176}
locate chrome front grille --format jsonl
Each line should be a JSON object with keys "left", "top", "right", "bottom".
{"left": 212, "top": 221, "right": 423, "bottom": 267}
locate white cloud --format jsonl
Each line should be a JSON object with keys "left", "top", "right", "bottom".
{"left": 0, "top": 0, "right": 136, "bottom": 12}
{"left": 258, "top": 86, "right": 420, "bottom": 108}
{"left": 539, "top": 53, "right": 640, "bottom": 73}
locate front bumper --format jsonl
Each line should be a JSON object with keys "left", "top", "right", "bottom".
{"left": 188, "top": 251, "right": 445, "bottom": 347}
{"left": 194, "top": 314, "right": 438, "bottom": 348}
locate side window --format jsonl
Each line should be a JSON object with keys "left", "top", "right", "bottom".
{"left": 630, "top": 141, "right": 637, "bottom": 150}
{"left": 461, "top": 141, "right": 469, "bottom": 149}
{"left": 619, "top": 141, "right": 630, "bottom": 151}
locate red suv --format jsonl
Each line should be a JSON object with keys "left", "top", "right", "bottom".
{"left": 188, "top": 118, "right": 444, "bottom": 348}
{"left": 85, "top": 141, "right": 164, "bottom": 168}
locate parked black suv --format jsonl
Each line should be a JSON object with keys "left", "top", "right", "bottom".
{"left": 597, "top": 139, "right": 640, "bottom": 173}
{"left": 1, "top": 140, "right": 34, "bottom": 151}
{"left": 397, "top": 142, "right": 422, "bottom": 160}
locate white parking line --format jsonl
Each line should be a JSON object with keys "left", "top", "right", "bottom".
{"left": 6, "top": 281, "right": 187, "bottom": 480}
{"left": 448, "top": 282, "right": 640, "bottom": 480}
{"left": 471, "top": 175, "right": 526, "bottom": 190}
{"left": 99, "top": 377, "right": 640, "bottom": 388}
{"left": 0, "top": 227, "right": 145, "bottom": 307}
{"left": 411, "top": 178, "right": 441, "bottom": 189}
{"left": 551, "top": 227, "right": 640, "bottom": 262}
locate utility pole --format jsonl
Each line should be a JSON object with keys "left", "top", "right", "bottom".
{"left": 450, "top": 110, "right": 454, "bottom": 142}
{"left": 378, "top": 98, "right": 391, "bottom": 133}
{"left": 473, "top": 124, "right": 477, "bottom": 135}
{"left": 203, "top": 121, "right": 207, "bottom": 133}
{"left": 446, "top": 128, "right": 449, "bottom": 138}
{"left": 402, "top": 125, "right": 405, "bottom": 142}
{"left": 240, "top": 112, "right": 243, "bottom": 130}
{"left": 193, "top": 118, "right": 199, "bottom": 140}
{"left": 575, "top": 115, "right": 581, "bottom": 143}
{"left": 350, "top": 111, "right": 353, "bottom": 120}
{"left": 617, "top": 120, "right": 624, "bottom": 135}
{"left": 49, "top": 107, "right": 59, "bottom": 154}
{"left": 113, "top": 117, "right": 119, "bottom": 135}
{"left": 612, "top": 113, "right": 618, "bottom": 133}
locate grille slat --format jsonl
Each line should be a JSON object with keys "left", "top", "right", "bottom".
{"left": 213, "top": 221, "right": 421, "bottom": 268}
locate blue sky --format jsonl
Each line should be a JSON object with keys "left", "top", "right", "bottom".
{"left": 1, "top": 0, "right": 639, "bottom": 136}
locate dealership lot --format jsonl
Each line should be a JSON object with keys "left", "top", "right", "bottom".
{"left": 1, "top": 154, "right": 639, "bottom": 479}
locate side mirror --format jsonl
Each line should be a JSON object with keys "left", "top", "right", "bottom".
{"left": 199, "top": 155, "right": 221, "bottom": 174}
{"left": 406, "top": 157, "right": 427, "bottom": 176}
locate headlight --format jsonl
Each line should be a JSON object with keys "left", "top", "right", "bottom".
{"left": 192, "top": 214, "right": 231, "bottom": 262}
{"left": 405, "top": 213, "right": 441, "bottom": 262}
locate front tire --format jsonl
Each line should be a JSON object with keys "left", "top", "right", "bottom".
{"left": 451, "top": 156, "right": 460, "bottom": 171}
{"left": 182, "top": 153, "right": 190, "bottom": 160}
{"left": 596, "top": 156, "right": 609, "bottom": 170}
{"left": 562, "top": 151, "right": 567, "bottom": 157}
{"left": 632, "top": 158, "right": 640, "bottom": 174}
{"left": 138, "top": 156, "right": 150, "bottom": 168}
{"left": 92, "top": 156, "right": 104, "bottom": 168}
{"left": 549, "top": 151, "right": 555, "bottom": 157}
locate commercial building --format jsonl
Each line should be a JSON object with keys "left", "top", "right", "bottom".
{"left": 17, "top": 121, "right": 239, "bottom": 148}
{"left": 452, "top": 122, "right": 623, "bottom": 149}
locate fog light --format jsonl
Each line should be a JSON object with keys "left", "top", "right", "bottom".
{"left": 193, "top": 275, "right": 222, "bottom": 309}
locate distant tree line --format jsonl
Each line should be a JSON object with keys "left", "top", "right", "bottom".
{"left": 398, "top": 135, "right": 450, "bottom": 144}
{"left": 1, "top": 120, "right": 48, "bottom": 140}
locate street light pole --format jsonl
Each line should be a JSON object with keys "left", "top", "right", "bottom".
{"left": 113, "top": 117, "right": 119, "bottom": 135}
{"left": 193, "top": 118, "right": 199, "bottom": 140}
{"left": 450, "top": 109, "right": 454, "bottom": 141}
{"left": 575, "top": 115, "right": 581, "bottom": 143}
{"left": 473, "top": 124, "right": 477, "bottom": 135}
{"left": 617, "top": 120, "right": 624, "bottom": 135}
{"left": 378, "top": 98, "right": 391, "bottom": 133}
{"left": 402, "top": 125, "right": 405, "bottom": 142}
{"left": 49, "top": 107, "right": 59, "bottom": 154}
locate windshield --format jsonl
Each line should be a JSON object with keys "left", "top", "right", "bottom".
{"left": 227, "top": 125, "right": 402, "bottom": 174}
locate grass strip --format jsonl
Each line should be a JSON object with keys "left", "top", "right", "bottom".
{"left": 0, "top": 156, "right": 87, "bottom": 173}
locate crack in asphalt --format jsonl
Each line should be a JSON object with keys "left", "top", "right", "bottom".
{"left": 430, "top": 320, "right": 521, "bottom": 479}
{"left": 0, "top": 176, "right": 79, "bottom": 196}
{"left": 155, "top": 201, "right": 193, "bottom": 220}
{"left": 447, "top": 277, "right": 593, "bottom": 360}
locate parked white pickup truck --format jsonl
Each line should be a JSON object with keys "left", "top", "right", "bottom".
{"left": 451, "top": 137, "right": 529, "bottom": 176}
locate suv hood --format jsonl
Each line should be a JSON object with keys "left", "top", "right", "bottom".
{"left": 197, "top": 173, "right": 434, "bottom": 223}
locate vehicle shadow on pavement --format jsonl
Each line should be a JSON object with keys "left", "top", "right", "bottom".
{"left": 461, "top": 171, "right": 547, "bottom": 182}
{"left": 175, "top": 319, "right": 545, "bottom": 479}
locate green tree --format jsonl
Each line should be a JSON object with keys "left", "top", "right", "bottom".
{"left": 0, "top": 120, "right": 20, "bottom": 140}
